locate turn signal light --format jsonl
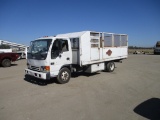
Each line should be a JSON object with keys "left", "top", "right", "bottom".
{"left": 45, "top": 66, "right": 50, "bottom": 71}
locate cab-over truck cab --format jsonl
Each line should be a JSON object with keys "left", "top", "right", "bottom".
{"left": 25, "top": 37, "right": 72, "bottom": 84}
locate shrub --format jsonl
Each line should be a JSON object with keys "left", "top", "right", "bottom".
{"left": 0, "top": 44, "right": 11, "bottom": 49}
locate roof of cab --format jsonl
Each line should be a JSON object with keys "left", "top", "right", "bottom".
{"left": 56, "top": 31, "right": 88, "bottom": 38}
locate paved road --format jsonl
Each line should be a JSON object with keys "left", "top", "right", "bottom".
{"left": 0, "top": 55, "right": 160, "bottom": 120}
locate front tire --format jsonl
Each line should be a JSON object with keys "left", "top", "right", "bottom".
{"left": 2, "top": 59, "right": 11, "bottom": 67}
{"left": 105, "top": 62, "right": 115, "bottom": 72}
{"left": 57, "top": 67, "right": 71, "bottom": 84}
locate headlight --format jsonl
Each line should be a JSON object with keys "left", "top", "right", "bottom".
{"left": 40, "top": 66, "right": 50, "bottom": 72}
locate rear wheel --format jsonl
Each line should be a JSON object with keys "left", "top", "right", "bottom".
{"left": 105, "top": 62, "right": 115, "bottom": 72}
{"left": 2, "top": 59, "right": 11, "bottom": 67}
{"left": 57, "top": 67, "right": 71, "bottom": 84}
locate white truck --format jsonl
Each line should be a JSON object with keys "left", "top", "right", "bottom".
{"left": 0, "top": 49, "right": 12, "bottom": 53}
{"left": 154, "top": 41, "right": 160, "bottom": 54}
{"left": 16, "top": 47, "right": 29, "bottom": 59}
{"left": 25, "top": 31, "right": 128, "bottom": 84}
{"left": 0, "top": 40, "right": 29, "bottom": 59}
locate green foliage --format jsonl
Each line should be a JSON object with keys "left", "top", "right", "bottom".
{"left": 0, "top": 44, "right": 11, "bottom": 49}
{"left": 128, "top": 46, "right": 153, "bottom": 49}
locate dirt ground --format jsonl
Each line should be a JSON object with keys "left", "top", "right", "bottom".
{"left": 0, "top": 55, "right": 160, "bottom": 120}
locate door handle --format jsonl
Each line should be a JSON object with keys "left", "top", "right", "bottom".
{"left": 51, "top": 62, "right": 54, "bottom": 65}
{"left": 67, "top": 57, "right": 70, "bottom": 60}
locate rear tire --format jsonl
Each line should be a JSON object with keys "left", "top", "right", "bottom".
{"left": 2, "top": 59, "right": 11, "bottom": 67}
{"left": 57, "top": 67, "right": 71, "bottom": 84}
{"left": 105, "top": 62, "right": 115, "bottom": 72}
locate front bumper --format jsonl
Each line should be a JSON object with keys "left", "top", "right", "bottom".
{"left": 25, "top": 69, "right": 50, "bottom": 80}
{"left": 154, "top": 49, "right": 160, "bottom": 54}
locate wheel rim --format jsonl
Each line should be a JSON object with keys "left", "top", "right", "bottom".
{"left": 5, "top": 60, "right": 10, "bottom": 66}
{"left": 110, "top": 63, "right": 114, "bottom": 70}
{"left": 61, "top": 71, "right": 69, "bottom": 81}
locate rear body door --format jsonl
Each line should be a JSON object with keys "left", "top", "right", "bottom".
{"left": 90, "top": 32, "right": 100, "bottom": 61}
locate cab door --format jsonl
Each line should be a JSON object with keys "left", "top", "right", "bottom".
{"left": 50, "top": 38, "right": 72, "bottom": 76}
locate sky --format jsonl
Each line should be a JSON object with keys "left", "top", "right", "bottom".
{"left": 0, "top": 0, "right": 160, "bottom": 47}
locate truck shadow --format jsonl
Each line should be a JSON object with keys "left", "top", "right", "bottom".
{"left": 24, "top": 75, "right": 56, "bottom": 86}
{"left": 11, "top": 63, "right": 18, "bottom": 66}
{"left": 71, "top": 72, "right": 100, "bottom": 78}
{"left": 24, "top": 72, "right": 103, "bottom": 85}
{"left": 133, "top": 98, "right": 160, "bottom": 120}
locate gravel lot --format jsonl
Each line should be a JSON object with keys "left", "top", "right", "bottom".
{"left": 0, "top": 55, "right": 160, "bottom": 120}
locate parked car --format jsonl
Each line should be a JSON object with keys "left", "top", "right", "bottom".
{"left": 133, "top": 51, "right": 141, "bottom": 54}
{"left": 0, "top": 53, "right": 19, "bottom": 67}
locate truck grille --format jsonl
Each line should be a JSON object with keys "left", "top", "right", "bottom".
{"left": 29, "top": 66, "right": 40, "bottom": 72}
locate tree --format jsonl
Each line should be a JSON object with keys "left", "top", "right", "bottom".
{"left": 0, "top": 44, "right": 11, "bottom": 49}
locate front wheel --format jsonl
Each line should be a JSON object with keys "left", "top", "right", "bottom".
{"left": 105, "top": 62, "right": 115, "bottom": 72}
{"left": 57, "top": 67, "right": 71, "bottom": 84}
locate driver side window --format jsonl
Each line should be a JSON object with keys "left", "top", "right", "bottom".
{"left": 51, "top": 39, "right": 60, "bottom": 59}
{"left": 51, "top": 39, "right": 69, "bottom": 59}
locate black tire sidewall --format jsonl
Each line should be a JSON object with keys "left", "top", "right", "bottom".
{"left": 2, "top": 59, "right": 11, "bottom": 67}
{"left": 57, "top": 67, "right": 71, "bottom": 84}
{"left": 106, "top": 62, "right": 115, "bottom": 72}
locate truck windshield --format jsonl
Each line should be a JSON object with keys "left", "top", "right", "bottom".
{"left": 28, "top": 39, "right": 52, "bottom": 60}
